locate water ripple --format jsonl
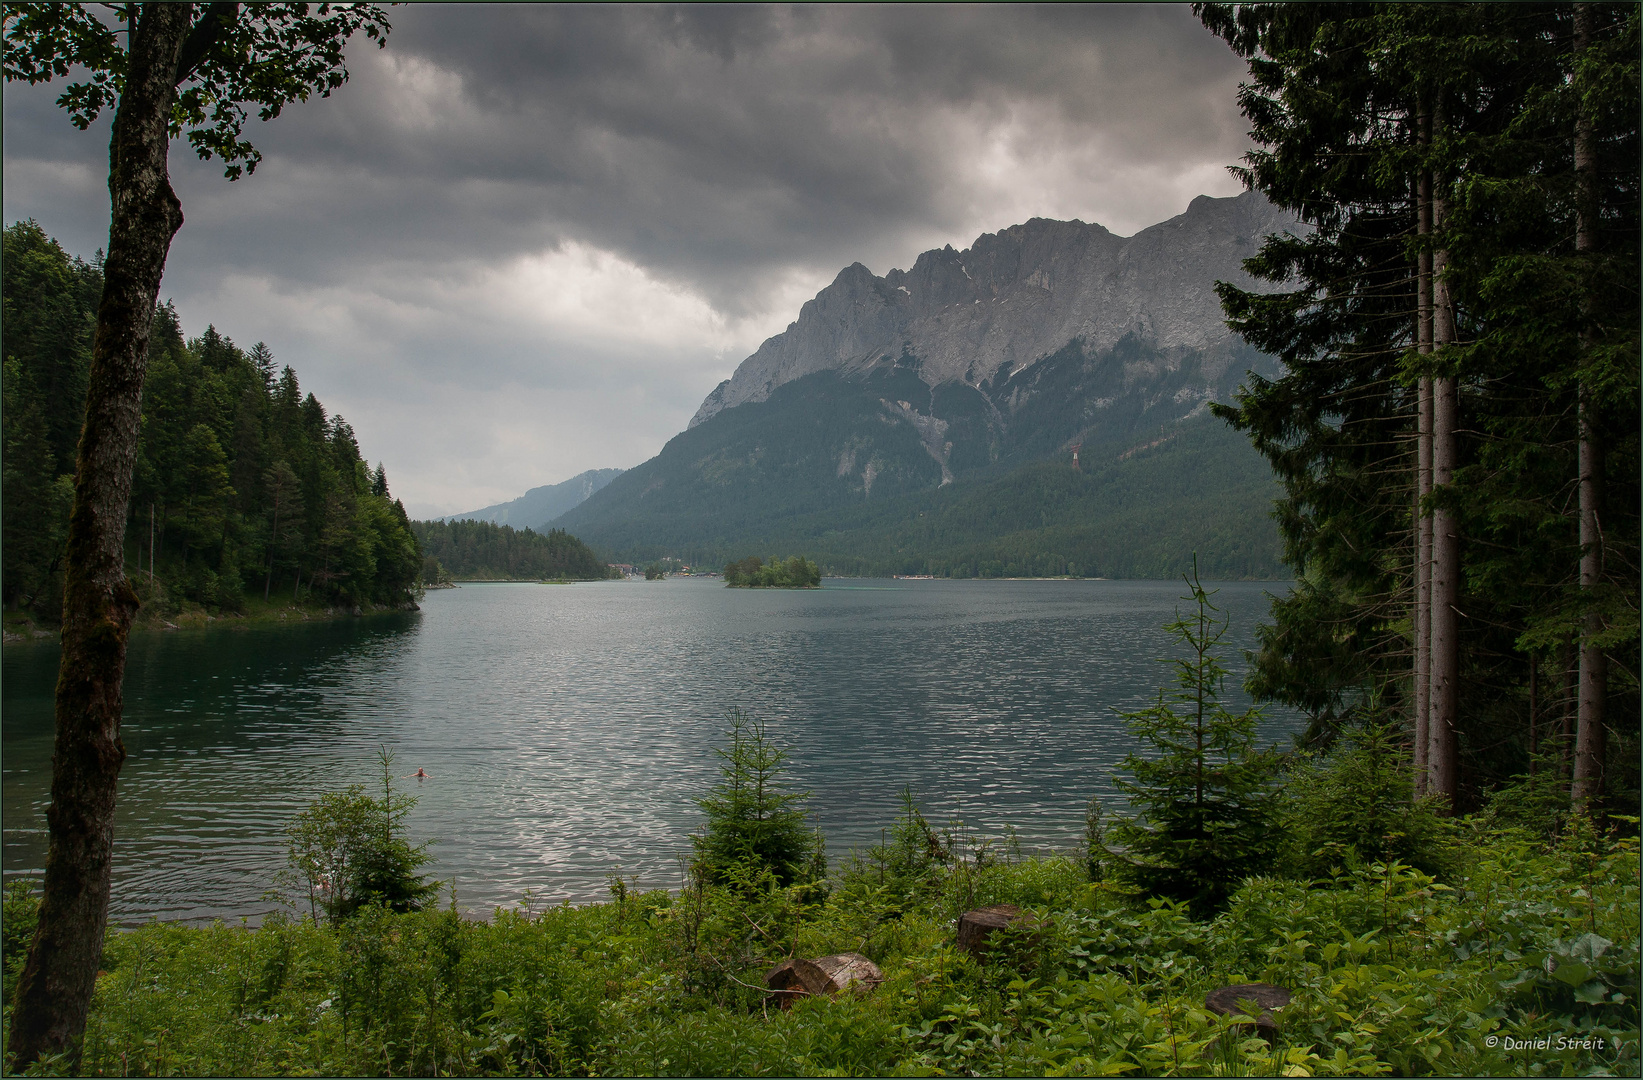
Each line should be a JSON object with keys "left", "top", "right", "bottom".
{"left": 3, "top": 578, "right": 1297, "bottom": 923}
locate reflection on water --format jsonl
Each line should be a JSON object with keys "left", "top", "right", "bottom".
{"left": 2, "top": 578, "right": 1296, "bottom": 923}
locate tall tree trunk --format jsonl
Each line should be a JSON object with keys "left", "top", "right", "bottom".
{"left": 1413, "top": 106, "right": 1434, "bottom": 797}
{"left": 6, "top": 5, "right": 192, "bottom": 1069}
{"left": 264, "top": 496, "right": 280, "bottom": 601}
{"left": 1528, "top": 653, "right": 1539, "bottom": 773}
{"left": 1428, "top": 95, "right": 1461, "bottom": 808}
{"left": 1561, "top": 644, "right": 1576, "bottom": 779}
{"left": 1571, "top": 1, "right": 1607, "bottom": 808}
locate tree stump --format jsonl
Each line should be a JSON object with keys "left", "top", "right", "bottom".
{"left": 1205, "top": 983, "right": 1290, "bottom": 1042}
{"left": 765, "top": 952, "right": 883, "bottom": 1008}
{"left": 956, "top": 903, "right": 1027, "bottom": 956}
{"left": 812, "top": 952, "right": 883, "bottom": 993}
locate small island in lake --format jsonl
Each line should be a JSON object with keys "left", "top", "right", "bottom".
{"left": 723, "top": 555, "right": 821, "bottom": 588}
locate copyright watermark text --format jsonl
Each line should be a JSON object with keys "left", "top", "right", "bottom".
{"left": 1485, "top": 1035, "right": 1607, "bottom": 1052}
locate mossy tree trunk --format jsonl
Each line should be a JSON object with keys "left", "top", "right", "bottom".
{"left": 6, "top": 5, "right": 191, "bottom": 1068}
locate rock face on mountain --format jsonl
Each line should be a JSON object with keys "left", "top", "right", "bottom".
{"left": 690, "top": 190, "right": 1296, "bottom": 428}
{"left": 557, "top": 191, "right": 1296, "bottom": 579}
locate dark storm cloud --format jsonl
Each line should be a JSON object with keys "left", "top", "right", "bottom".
{"left": 243, "top": 3, "right": 1246, "bottom": 304}
{"left": 2, "top": 3, "right": 1251, "bottom": 515}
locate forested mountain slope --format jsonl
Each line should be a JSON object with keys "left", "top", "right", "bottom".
{"left": 2, "top": 221, "right": 423, "bottom": 622}
{"left": 558, "top": 193, "right": 1296, "bottom": 576}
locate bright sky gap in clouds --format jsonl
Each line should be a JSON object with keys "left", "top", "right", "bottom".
{"left": 2, "top": 4, "right": 1253, "bottom": 519}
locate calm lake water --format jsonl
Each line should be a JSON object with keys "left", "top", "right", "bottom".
{"left": 3, "top": 578, "right": 1297, "bottom": 924}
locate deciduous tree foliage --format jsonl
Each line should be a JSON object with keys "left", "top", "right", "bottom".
{"left": 1197, "top": 3, "right": 1638, "bottom": 813}
{"left": 2, "top": 4, "right": 390, "bottom": 1067}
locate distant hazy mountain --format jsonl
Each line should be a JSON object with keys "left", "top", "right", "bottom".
{"left": 446, "top": 468, "right": 624, "bottom": 531}
{"left": 557, "top": 192, "right": 1300, "bottom": 577}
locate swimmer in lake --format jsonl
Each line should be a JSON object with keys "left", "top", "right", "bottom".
{"left": 414, "top": 768, "right": 428, "bottom": 780}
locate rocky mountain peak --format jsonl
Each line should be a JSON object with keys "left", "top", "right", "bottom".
{"left": 689, "top": 190, "right": 1298, "bottom": 428}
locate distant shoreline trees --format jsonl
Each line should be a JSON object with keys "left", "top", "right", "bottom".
{"left": 410, "top": 518, "right": 614, "bottom": 582}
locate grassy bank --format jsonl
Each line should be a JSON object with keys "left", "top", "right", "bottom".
{"left": 3, "top": 817, "right": 1635, "bottom": 1076}
{"left": 2, "top": 593, "right": 419, "bottom": 645}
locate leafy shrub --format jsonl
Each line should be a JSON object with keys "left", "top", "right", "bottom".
{"left": 2, "top": 879, "right": 40, "bottom": 1007}
{"left": 280, "top": 749, "right": 437, "bottom": 925}
{"left": 1277, "top": 720, "right": 1452, "bottom": 880}
{"left": 1476, "top": 761, "right": 1579, "bottom": 840}
{"left": 65, "top": 815, "right": 1640, "bottom": 1078}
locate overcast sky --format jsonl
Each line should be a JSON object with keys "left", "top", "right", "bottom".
{"left": 3, "top": 4, "right": 1252, "bottom": 518}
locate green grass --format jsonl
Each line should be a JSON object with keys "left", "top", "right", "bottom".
{"left": 5, "top": 818, "right": 1635, "bottom": 1076}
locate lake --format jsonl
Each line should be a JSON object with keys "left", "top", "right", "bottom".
{"left": 2, "top": 577, "right": 1298, "bottom": 924}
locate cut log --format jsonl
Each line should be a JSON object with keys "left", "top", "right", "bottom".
{"left": 1205, "top": 983, "right": 1290, "bottom": 1042}
{"left": 812, "top": 952, "right": 883, "bottom": 994}
{"left": 765, "top": 952, "right": 883, "bottom": 1008}
{"left": 766, "top": 957, "right": 831, "bottom": 1005}
{"left": 956, "top": 903, "right": 1028, "bottom": 956}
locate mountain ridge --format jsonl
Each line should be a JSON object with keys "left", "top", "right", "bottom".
{"left": 556, "top": 191, "right": 1298, "bottom": 578}
{"left": 691, "top": 190, "right": 1296, "bottom": 428}
{"left": 446, "top": 467, "right": 623, "bottom": 532}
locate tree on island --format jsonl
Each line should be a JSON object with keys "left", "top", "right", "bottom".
{"left": 723, "top": 555, "right": 822, "bottom": 588}
{"left": 3, "top": 4, "right": 391, "bottom": 1067}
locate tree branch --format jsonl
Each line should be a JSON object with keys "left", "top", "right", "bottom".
{"left": 174, "top": 1, "right": 236, "bottom": 85}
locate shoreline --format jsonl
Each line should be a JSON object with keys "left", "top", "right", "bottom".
{"left": 2, "top": 598, "right": 421, "bottom": 645}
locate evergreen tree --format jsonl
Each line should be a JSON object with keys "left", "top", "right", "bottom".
{"left": 692, "top": 709, "right": 821, "bottom": 888}
{"left": 2, "top": 224, "right": 427, "bottom": 620}
{"left": 1278, "top": 720, "right": 1449, "bottom": 880}
{"left": 1105, "top": 564, "right": 1280, "bottom": 914}
{"left": 282, "top": 750, "right": 436, "bottom": 927}
{"left": 1197, "top": 3, "right": 1639, "bottom": 812}
{"left": 410, "top": 519, "right": 611, "bottom": 581}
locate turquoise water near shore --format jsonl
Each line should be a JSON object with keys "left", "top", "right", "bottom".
{"left": 2, "top": 577, "right": 1297, "bottom": 923}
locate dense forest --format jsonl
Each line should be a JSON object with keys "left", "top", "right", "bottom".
{"left": 411, "top": 519, "right": 614, "bottom": 581}
{"left": 1198, "top": 3, "right": 1639, "bottom": 817}
{"left": 2, "top": 221, "right": 424, "bottom": 623}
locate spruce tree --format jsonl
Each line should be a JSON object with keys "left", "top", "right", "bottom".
{"left": 1106, "top": 564, "right": 1280, "bottom": 914}
{"left": 692, "top": 708, "right": 820, "bottom": 888}
{"left": 1197, "top": 3, "right": 1639, "bottom": 812}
